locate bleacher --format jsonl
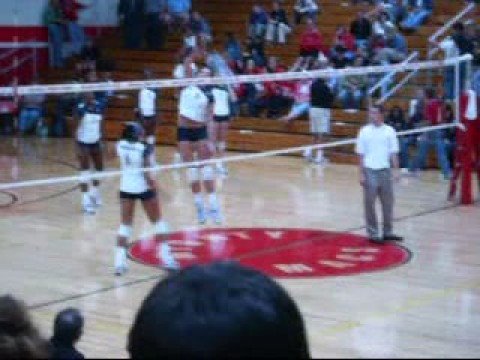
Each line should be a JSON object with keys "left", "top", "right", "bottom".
{"left": 43, "top": 0, "right": 468, "bottom": 165}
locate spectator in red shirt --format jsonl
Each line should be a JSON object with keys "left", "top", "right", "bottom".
{"left": 264, "top": 56, "right": 293, "bottom": 117}
{"left": 60, "top": 0, "right": 87, "bottom": 55}
{"left": 409, "top": 87, "right": 452, "bottom": 179}
{"left": 299, "top": 18, "right": 324, "bottom": 60}
{"left": 333, "top": 25, "right": 356, "bottom": 61}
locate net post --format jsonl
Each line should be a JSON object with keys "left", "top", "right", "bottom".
{"left": 457, "top": 56, "right": 474, "bottom": 205}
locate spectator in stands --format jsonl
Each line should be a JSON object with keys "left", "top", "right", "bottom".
{"left": 468, "top": 24, "right": 480, "bottom": 69}
{"left": 452, "top": 22, "right": 474, "bottom": 90}
{"left": 474, "top": 68, "right": 480, "bottom": 96}
{"left": 264, "top": 56, "right": 292, "bottom": 117}
{"left": 50, "top": 308, "right": 85, "bottom": 360}
{"left": 44, "top": 0, "right": 67, "bottom": 68}
{"left": 18, "top": 79, "right": 46, "bottom": 136}
{"left": 118, "top": 0, "right": 145, "bottom": 49}
{"left": 145, "top": 0, "right": 167, "bottom": 50}
{"left": 128, "top": 261, "right": 310, "bottom": 358}
{"left": 400, "top": 0, "right": 433, "bottom": 32}
{"left": 265, "top": 1, "right": 291, "bottom": 44}
{"left": 372, "top": 11, "right": 396, "bottom": 37}
{"left": 239, "top": 58, "right": 268, "bottom": 117}
{"left": 189, "top": 11, "right": 212, "bottom": 46}
{"left": 245, "top": 36, "right": 267, "bottom": 67}
{"left": 372, "top": 27, "right": 407, "bottom": 64}
{"left": 0, "top": 295, "right": 49, "bottom": 358}
{"left": 386, "top": 105, "right": 416, "bottom": 170}
{"left": 430, "top": 36, "right": 459, "bottom": 100}
{"left": 443, "top": 103, "right": 457, "bottom": 169}
{"left": 280, "top": 59, "right": 312, "bottom": 123}
{"left": 409, "top": 87, "right": 452, "bottom": 179}
{"left": 224, "top": 32, "right": 243, "bottom": 62}
{"left": 299, "top": 18, "right": 325, "bottom": 61}
{"left": 332, "top": 25, "right": 357, "bottom": 62}
{"left": 248, "top": 5, "right": 269, "bottom": 39}
{"left": 293, "top": 0, "right": 320, "bottom": 25}
{"left": 76, "top": 38, "right": 101, "bottom": 76}
{"left": 350, "top": 11, "right": 373, "bottom": 49}
{"left": 167, "top": 0, "right": 191, "bottom": 25}
{"left": 382, "top": 0, "right": 408, "bottom": 25}
{"left": 338, "top": 56, "right": 368, "bottom": 112}
{"left": 60, "top": 0, "right": 88, "bottom": 56}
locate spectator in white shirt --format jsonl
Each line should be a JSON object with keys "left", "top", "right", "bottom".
{"left": 356, "top": 104, "right": 403, "bottom": 244}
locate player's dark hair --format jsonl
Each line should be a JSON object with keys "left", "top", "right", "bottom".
{"left": 128, "top": 261, "right": 310, "bottom": 359}
{"left": 122, "top": 122, "right": 143, "bottom": 142}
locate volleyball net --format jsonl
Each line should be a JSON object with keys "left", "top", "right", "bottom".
{"left": 0, "top": 54, "right": 475, "bottom": 205}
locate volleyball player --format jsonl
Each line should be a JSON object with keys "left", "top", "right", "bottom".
{"left": 115, "top": 122, "right": 177, "bottom": 276}
{"left": 75, "top": 91, "right": 106, "bottom": 214}
{"left": 178, "top": 55, "right": 222, "bottom": 225}
{"left": 210, "top": 84, "right": 232, "bottom": 175}
{"left": 138, "top": 68, "right": 158, "bottom": 165}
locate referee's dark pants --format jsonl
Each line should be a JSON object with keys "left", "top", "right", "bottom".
{"left": 363, "top": 168, "right": 394, "bottom": 239}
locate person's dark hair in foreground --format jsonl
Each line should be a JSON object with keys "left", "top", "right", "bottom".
{"left": 0, "top": 295, "right": 49, "bottom": 358}
{"left": 128, "top": 261, "right": 310, "bottom": 358}
{"left": 50, "top": 308, "right": 85, "bottom": 359}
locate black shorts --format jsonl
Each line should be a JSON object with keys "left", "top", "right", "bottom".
{"left": 214, "top": 115, "right": 231, "bottom": 123}
{"left": 119, "top": 190, "right": 156, "bottom": 201}
{"left": 77, "top": 141, "right": 101, "bottom": 151}
{"left": 177, "top": 126, "right": 208, "bottom": 142}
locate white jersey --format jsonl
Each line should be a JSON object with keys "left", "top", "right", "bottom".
{"left": 117, "top": 140, "right": 151, "bottom": 194}
{"left": 179, "top": 85, "right": 212, "bottom": 123}
{"left": 211, "top": 86, "right": 230, "bottom": 117}
{"left": 139, "top": 88, "right": 156, "bottom": 117}
{"left": 76, "top": 100, "right": 103, "bottom": 144}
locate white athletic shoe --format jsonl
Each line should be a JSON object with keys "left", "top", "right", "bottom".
{"left": 196, "top": 203, "right": 207, "bottom": 225}
{"left": 90, "top": 193, "right": 102, "bottom": 208}
{"left": 82, "top": 201, "right": 96, "bottom": 215}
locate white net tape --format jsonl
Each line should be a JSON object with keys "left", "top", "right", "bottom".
{"left": 0, "top": 54, "right": 472, "bottom": 96}
{"left": 0, "top": 55, "right": 471, "bottom": 191}
{"left": 0, "top": 124, "right": 459, "bottom": 191}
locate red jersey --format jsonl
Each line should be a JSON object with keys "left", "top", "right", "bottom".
{"left": 424, "top": 99, "right": 443, "bottom": 125}
{"left": 300, "top": 29, "right": 324, "bottom": 53}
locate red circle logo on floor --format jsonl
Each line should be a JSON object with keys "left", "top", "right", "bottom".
{"left": 129, "top": 228, "right": 411, "bottom": 278}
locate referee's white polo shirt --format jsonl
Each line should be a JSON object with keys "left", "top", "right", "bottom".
{"left": 355, "top": 123, "right": 399, "bottom": 170}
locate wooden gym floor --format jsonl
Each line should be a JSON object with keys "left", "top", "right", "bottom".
{"left": 0, "top": 137, "right": 479, "bottom": 358}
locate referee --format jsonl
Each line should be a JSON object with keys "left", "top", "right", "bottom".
{"left": 356, "top": 104, "right": 403, "bottom": 244}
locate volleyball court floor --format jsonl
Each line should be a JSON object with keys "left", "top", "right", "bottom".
{"left": 0, "top": 137, "right": 479, "bottom": 357}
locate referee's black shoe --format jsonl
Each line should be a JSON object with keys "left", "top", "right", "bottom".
{"left": 369, "top": 236, "right": 385, "bottom": 245}
{"left": 383, "top": 234, "right": 404, "bottom": 242}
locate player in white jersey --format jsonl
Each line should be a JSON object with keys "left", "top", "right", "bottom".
{"left": 210, "top": 84, "right": 232, "bottom": 175}
{"left": 178, "top": 54, "right": 222, "bottom": 225}
{"left": 75, "top": 92, "right": 106, "bottom": 214}
{"left": 114, "top": 122, "right": 178, "bottom": 276}
{"left": 138, "top": 68, "right": 158, "bottom": 165}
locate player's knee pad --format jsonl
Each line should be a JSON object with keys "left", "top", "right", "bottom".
{"left": 217, "top": 141, "right": 226, "bottom": 153}
{"left": 186, "top": 167, "right": 200, "bottom": 183}
{"left": 155, "top": 220, "right": 170, "bottom": 235}
{"left": 80, "top": 170, "right": 91, "bottom": 184}
{"left": 146, "top": 135, "right": 156, "bottom": 146}
{"left": 201, "top": 165, "right": 215, "bottom": 182}
{"left": 118, "top": 224, "right": 133, "bottom": 238}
